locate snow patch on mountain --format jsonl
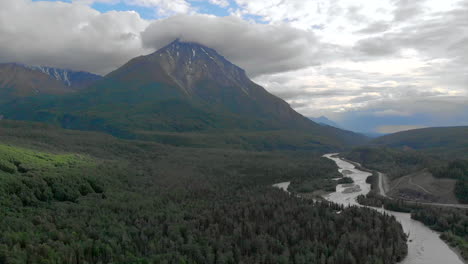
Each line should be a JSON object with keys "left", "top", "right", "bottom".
{"left": 26, "top": 65, "right": 102, "bottom": 89}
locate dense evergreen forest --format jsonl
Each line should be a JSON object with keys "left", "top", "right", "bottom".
{"left": 344, "top": 147, "right": 468, "bottom": 203}
{"left": 354, "top": 166, "right": 468, "bottom": 261}
{"left": 412, "top": 207, "right": 468, "bottom": 259}
{"left": 0, "top": 121, "right": 407, "bottom": 264}
{"left": 344, "top": 147, "right": 438, "bottom": 179}
{"left": 346, "top": 147, "right": 468, "bottom": 260}
{"left": 371, "top": 126, "right": 468, "bottom": 159}
{"left": 431, "top": 160, "right": 468, "bottom": 203}
{"left": 357, "top": 191, "right": 468, "bottom": 260}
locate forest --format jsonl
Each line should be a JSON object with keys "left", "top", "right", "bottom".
{"left": 347, "top": 147, "right": 468, "bottom": 260}
{"left": 344, "top": 147, "right": 468, "bottom": 203}
{"left": 355, "top": 169, "right": 468, "bottom": 261}
{"left": 357, "top": 191, "right": 468, "bottom": 260}
{"left": 431, "top": 160, "right": 468, "bottom": 203}
{"left": 0, "top": 120, "right": 408, "bottom": 264}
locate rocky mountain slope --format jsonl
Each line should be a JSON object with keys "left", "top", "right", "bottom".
{"left": 0, "top": 63, "right": 70, "bottom": 103}
{"left": 27, "top": 65, "right": 102, "bottom": 90}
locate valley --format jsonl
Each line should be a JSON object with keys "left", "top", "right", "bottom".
{"left": 322, "top": 154, "right": 466, "bottom": 264}
{"left": 0, "top": 41, "right": 367, "bottom": 151}
{"left": 1, "top": 0, "right": 467, "bottom": 263}
{"left": 0, "top": 120, "right": 409, "bottom": 263}
{"left": 0, "top": 38, "right": 466, "bottom": 264}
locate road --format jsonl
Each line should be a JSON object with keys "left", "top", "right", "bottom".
{"left": 377, "top": 172, "right": 389, "bottom": 198}
{"left": 376, "top": 169, "right": 468, "bottom": 209}
{"left": 327, "top": 154, "right": 467, "bottom": 264}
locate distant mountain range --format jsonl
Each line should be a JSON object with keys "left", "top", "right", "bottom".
{"left": 0, "top": 63, "right": 102, "bottom": 104}
{"left": 371, "top": 126, "right": 468, "bottom": 158}
{"left": 0, "top": 63, "right": 70, "bottom": 104}
{"left": 0, "top": 40, "right": 367, "bottom": 150}
{"left": 26, "top": 65, "right": 102, "bottom": 89}
{"left": 309, "top": 116, "right": 342, "bottom": 128}
{"left": 309, "top": 116, "right": 387, "bottom": 138}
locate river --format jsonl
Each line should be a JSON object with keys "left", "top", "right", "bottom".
{"left": 323, "top": 153, "right": 465, "bottom": 264}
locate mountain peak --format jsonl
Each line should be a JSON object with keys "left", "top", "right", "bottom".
{"left": 157, "top": 39, "right": 225, "bottom": 57}
{"left": 0, "top": 41, "right": 369, "bottom": 148}
{"left": 310, "top": 116, "right": 342, "bottom": 129}
{"left": 132, "top": 39, "right": 252, "bottom": 95}
{"left": 103, "top": 39, "right": 322, "bottom": 130}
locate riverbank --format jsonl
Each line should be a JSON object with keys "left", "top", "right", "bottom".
{"left": 324, "top": 154, "right": 465, "bottom": 264}
{"left": 339, "top": 154, "right": 468, "bottom": 262}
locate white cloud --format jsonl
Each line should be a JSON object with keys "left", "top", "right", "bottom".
{"left": 207, "top": 0, "right": 229, "bottom": 8}
{"left": 0, "top": 0, "right": 466, "bottom": 131}
{"left": 233, "top": 0, "right": 395, "bottom": 45}
{"left": 0, "top": 0, "right": 150, "bottom": 74}
{"left": 236, "top": 0, "right": 468, "bottom": 131}
{"left": 129, "top": 0, "right": 191, "bottom": 14}
{"left": 141, "top": 14, "right": 326, "bottom": 76}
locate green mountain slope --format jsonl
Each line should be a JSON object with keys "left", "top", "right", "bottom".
{"left": 372, "top": 126, "right": 468, "bottom": 158}
{"left": 0, "top": 41, "right": 367, "bottom": 150}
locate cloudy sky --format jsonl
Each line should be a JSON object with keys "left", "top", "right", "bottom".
{"left": 1, "top": 0, "right": 467, "bottom": 133}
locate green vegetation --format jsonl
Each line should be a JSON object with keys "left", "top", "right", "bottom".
{"left": 356, "top": 193, "right": 413, "bottom": 213}
{"left": 291, "top": 176, "right": 355, "bottom": 194}
{"left": 0, "top": 143, "right": 101, "bottom": 205}
{"left": 337, "top": 177, "right": 354, "bottom": 184}
{"left": 357, "top": 192, "right": 468, "bottom": 261}
{"left": 344, "top": 147, "right": 438, "bottom": 179}
{"left": 431, "top": 160, "right": 468, "bottom": 203}
{"left": 356, "top": 173, "right": 414, "bottom": 213}
{"left": 0, "top": 76, "right": 367, "bottom": 151}
{"left": 372, "top": 126, "right": 468, "bottom": 159}
{"left": 353, "top": 163, "right": 468, "bottom": 261}
{"left": 345, "top": 147, "right": 468, "bottom": 203}
{"left": 0, "top": 120, "right": 407, "bottom": 264}
{"left": 412, "top": 207, "right": 468, "bottom": 260}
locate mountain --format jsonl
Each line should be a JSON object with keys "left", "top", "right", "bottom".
{"left": 27, "top": 65, "right": 102, "bottom": 90}
{"left": 363, "top": 132, "right": 386, "bottom": 138}
{"left": 0, "top": 63, "right": 70, "bottom": 104}
{"left": 309, "top": 116, "right": 384, "bottom": 138}
{"left": 0, "top": 40, "right": 367, "bottom": 150}
{"left": 310, "top": 116, "right": 342, "bottom": 128}
{"left": 0, "top": 63, "right": 102, "bottom": 104}
{"left": 105, "top": 40, "right": 316, "bottom": 130}
{"left": 371, "top": 126, "right": 468, "bottom": 158}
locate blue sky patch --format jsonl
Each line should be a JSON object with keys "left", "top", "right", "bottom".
{"left": 31, "top": 0, "right": 239, "bottom": 20}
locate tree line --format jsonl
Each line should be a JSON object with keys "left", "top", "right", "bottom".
{"left": 0, "top": 120, "right": 408, "bottom": 263}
